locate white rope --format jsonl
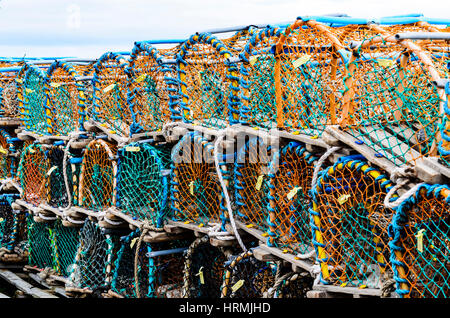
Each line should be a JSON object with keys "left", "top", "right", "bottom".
{"left": 311, "top": 146, "right": 341, "bottom": 191}
{"left": 295, "top": 249, "right": 316, "bottom": 260}
{"left": 214, "top": 132, "right": 247, "bottom": 251}
{"left": 66, "top": 215, "right": 86, "bottom": 225}
{"left": 384, "top": 181, "right": 425, "bottom": 210}
{"left": 207, "top": 223, "right": 235, "bottom": 240}
{"left": 103, "top": 215, "right": 124, "bottom": 226}
{"left": 38, "top": 212, "right": 57, "bottom": 221}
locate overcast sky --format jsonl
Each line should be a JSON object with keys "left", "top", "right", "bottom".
{"left": 0, "top": 0, "right": 448, "bottom": 58}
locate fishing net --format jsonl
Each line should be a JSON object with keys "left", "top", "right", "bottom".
{"left": 340, "top": 34, "right": 444, "bottom": 167}
{"left": 234, "top": 136, "right": 272, "bottom": 232}
{"left": 270, "top": 271, "right": 314, "bottom": 298}
{"left": 111, "top": 229, "right": 189, "bottom": 298}
{"left": 67, "top": 219, "right": 117, "bottom": 291}
{"left": 78, "top": 139, "right": 117, "bottom": 212}
{"left": 43, "top": 144, "right": 71, "bottom": 208}
{"left": 45, "top": 61, "right": 94, "bottom": 136}
{"left": 20, "top": 64, "right": 48, "bottom": 135}
{"left": 390, "top": 184, "right": 450, "bottom": 298}
{"left": 221, "top": 27, "right": 257, "bottom": 55}
{"left": 0, "top": 62, "right": 20, "bottom": 118}
{"left": 177, "top": 32, "right": 240, "bottom": 128}
{"left": 0, "top": 129, "right": 16, "bottom": 180}
{"left": 238, "top": 27, "right": 282, "bottom": 128}
{"left": 221, "top": 249, "right": 278, "bottom": 298}
{"left": 310, "top": 157, "right": 398, "bottom": 289}
{"left": 171, "top": 132, "right": 226, "bottom": 228}
{"left": 275, "top": 20, "right": 346, "bottom": 136}
{"left": 117, "top": 142, "right": 171, "bottom": 228}
{"left": 0, "top": 194, "right": 21, "bottom": 251}
{"left": 64, "top": 144, "right": 83, "bottom": 207}
{"left": 92, "top": 52, "right": 131, "bottom": 136}
{"left": 17, "top": 143, "right": 49, "bottom": 206}
{"left": 127, "top": 42, "right": 179, "bottom": 134}
{"left": 27, "top": 215, "right": 53, "bottom": 270}
{"left": 267, "top": 141, "right": 319, "bottom": 255}
{"left": 182, "top": 235, "right": 230, "bottom": 298}
{"left": 49, "top": 219, "right": 80, "bottom": 277}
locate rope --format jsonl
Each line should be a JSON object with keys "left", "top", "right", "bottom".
{"left": 384, "top": 181, "right": 425, "bottom": 210}
{"left": 311, "top": 146, "right": 340, "bottom": 191}
{"left": 66, "top": 215, "right": 86, "bottom": 225}
{"left": 63, "top": 138, "right": 75, "bottom": 210}
{"left": 381, "top": 278, "right": 396, "bottom": 298}
{"left": 134, "top": 221, "right": 150, "bottom": 298}
{"left": 38, "top": 212, "right": 57, "bottom": 221}
{"left": 214, "top": 133, "right": 247, "bottom": 251}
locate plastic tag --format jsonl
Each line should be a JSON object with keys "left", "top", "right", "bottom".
{"left": 0, "top": 218, "right": 4, "bottom": 223}
{"left": 292, "top": 55, "right": 311, "bottom": 69}
{"left": 103, "top": 83, "right": 117, "bottom": 93}
{"left": 197, "top": 72, "right": 203, "bottom": 86}
{"left": 130, "top": 237, "right": 138, "bottom": 249}
{"left": 338, "top": 194, "right": 351, "bottom": 205}
{"left": 246, "top": 224, "right": 254, "bottom": 228}
{"left": 287, "top": 186, "right": 302, "bottom": 200}
{"left": 50, "top": 83, "right": 61, "bottom": 88}
{"left": 29, "top": 148, "right": 35, "bottom": 154}
{"left": 255, "top": 175, "right": 264, "bottom": 191}
{"left": 79, "top": 91, "right": 85, "bottom": 98}
{"left": 46, "top": 166, "right": 58, "bottom": 176}
{"left": 125, "top": 146, "right": 140, "bottom": 152}
{"left": 25, "top": 88, "right": 34, "bottom": 94}
{"left": 249, "top": 55, "right": 259, "bottom": 66}
{"left": 189, "top": 181, "right": 195, "bottom": 195}
{"left": 0, "top": 146, "right": 8, "bottom": 155}
{"left": 16, "top": 78, "right": 23, "bottom": 84}
{"left": 135, "top": 73, "right": 147, "bottom": 83}
{"left": 195, "top": 266, "right": 205, "bottom": 285}
{"left": 415, "top": 229, "right": 426, "bottom": 253}
{"left": 231, "top": 279, "right": 245, "bottom": 292}
{"left": 377, "top": 59, "right": 394, "bottom": 68}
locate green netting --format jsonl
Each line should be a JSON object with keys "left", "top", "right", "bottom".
{"left": 182, "top": 236, "right": 229, "bottom": 298}
{"left": 117, "top": 142, "right": 170, "bottom": 227}
{"left": 67, "top": 219, "right": 116, "bottom": 291}
{"left": 0, "top": 194, "right": 20, "bottom": 251}
{"left": 21, "top": 66, "right": 48, "bottom": 135}
{"left": 50, "top": 219, "right": 80, "bottom": 277}
{"left": 27, "top": 215, "right": 53, "bottom": 270}
{"left": 45, "top": 145, "right": 70, "bottom": 208}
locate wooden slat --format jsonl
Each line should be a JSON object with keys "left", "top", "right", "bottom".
{"left": 0, "top": 270, "right": 58, "bottom": 298}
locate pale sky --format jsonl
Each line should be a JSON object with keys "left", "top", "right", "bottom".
{"left": 0, "top": 0, "right": 448, "bottom": 58}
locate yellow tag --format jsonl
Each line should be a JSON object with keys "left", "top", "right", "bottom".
{"left": 282, "top": 249, "right": 288, "bottom": 254}
{"left": 109, "top": 130, "right": 116, "bottom": 134}
{"left": 79, "top": 91, "right": 85, "bottom": 98}
{"left": 246, "top": 224, "right": 254, "bottom": 228}
{"left": 198, "top": 223, "right": 204, "bottom": 228}
{"left": 46, "top": 166, "right": 58, "bottom": 176}
{"left": 16, "top": 79, "right": 23, "bottom": 84}
{"left": 262, "top": 232, "right": 268, "bottom": 237}
{"left": 100, "top": 123, "right": 107, "bottom": 127}
{"left": 71, "top": 164, "right": 76, "bottom": 171}
{"left": 292, "top": 55, "right": 311, "bottom": 69}
{"left": 29, "top": 148, "right": 35, "bottom": 154}
{"left": 125, "top": 146, "right": 140, "bottom": 152}
{"left": 359, "top": 284, "right": 367, "bottom": 289}
{"left": 249, "top": 55, "right": 259, "bottom": 66}
{"left": 135, "top": 73, "right": 147, "bottom": 83}
{"left": 197, "top": 72, "right": 203, "bottom": 86}
{"left": 50, "top": 83, "right": 61, "bottom": 88}
{"left": 377, "top": 59, "right": 394, "bottom": 68}
{"left": 340, "top": 282, "right": 348, "bottom": 287}
{"left": 415, "top": 229, "right": 426, "bottom": 253}
{"left": 338, "top": 194, "right": 351, "bottom": 205}
{"left": 0, "top": 146, "right": 8, "bottom": 155}
{"left": 287, "top": 186, "right": 302, "bottom": 200}
{"left": 252, "top": 127, "right": 259, "bottom": 130}
{"left": 130, "top": 237, "right": 138, "bottom": 249}
{"left": 292, "top": 131, "right": 300, "bottom": 135}
{"left": 0, "top": 218, "right": 4, "bottom": 223}
{"left": 310, "top": 135, "right": 319, "bottom": 140}
{"left": 195, "top": 266, "right": 205, "bottom": 284}
{"left": 231, "top": 279, "right": 245, "bottom": 292}
{"left": 255, "top": 175, "right": 264, "bottom": 191}
{"left": 294, "top": 256, "right": 300, "bottom": 260}
{"left": 184, "top": 221, "right": 190, "bottom": 224}
{"left": 189, "top": 181, "right": 195, "bottom": 195}
{"left": 25, "top": 88, "right": 34, "bottom": 94}
{"left": 103, "top": 83, "right": 117, "bottom": 93}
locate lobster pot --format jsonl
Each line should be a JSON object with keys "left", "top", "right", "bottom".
{"left": 78, "top": 139, "right": 117, "bottom": 212}
{"left": 234, "top": 137, "right": 272, "bottom": 232}
{"left": 117, "top": 142, "right": 171, "bottom": 228}
{"left": 221, "top": 27, "right": 257, "bottom": 55}
{"left": 92, "top": 52, "right": 131, "bottom": 136}
{"left": 182, "top": 236, "right": 230, "bottom": 298}
{"left": 20, "top": 64, "right": 48, "bottom": 135}
{"left": 111, "top": 229, "right": 189, "bottom": 298}
{"left": 171, "top": 132, "right": 227, "bottom": 228}
{"left": 341, "top": 35, "right": 446, "bottom": 167}
{"left": 67, "top": 219, "right": 117, "bottom": 291}
{"left": 45, "top": 61, "right": 94, "bottom": 135}
{"left": 390, "top": 184, "right": 450, "bottom": 298}
{"left": 0, "top": 62, "right": 20, "bottom": 118}
{"left": 18, "top": 143, "right": 49, "bottom": 206}
{"left": 44, "top": 143, "right": 72, "bottom": 208}
{"left": 267, "top": 142, "right": 319, "bottom": 255}
{"left": 177, "top": 33, "right": 240, "bottom": 128}
{"left": 0, "top": 129, "right": 17, "bottom": 180}
{"left": 27, "top": 215, "right": 53, "bottom": 270}
{"left": 127, "top": 42, "right": 179, "bottom": 134}
{"left": 238, "top": 27, "right": 282, "bottom": 128}
{"left": 50, "top": 219, "right": 80, "bottom": 278}
{"left": 0, "top": 194, "right": 21, "bottom": 251}
{"left": 275, "top": 20, "right": 347, "bottom": 136}
{"left": 221, "top": 249, "right": 278, "bottom": 298}
{"left": 310, "top": 157, "right": 397, "bottom": 290}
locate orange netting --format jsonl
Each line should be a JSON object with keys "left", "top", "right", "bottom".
{"left": 0, "top": 62, "right": 20, "bottom": 118}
